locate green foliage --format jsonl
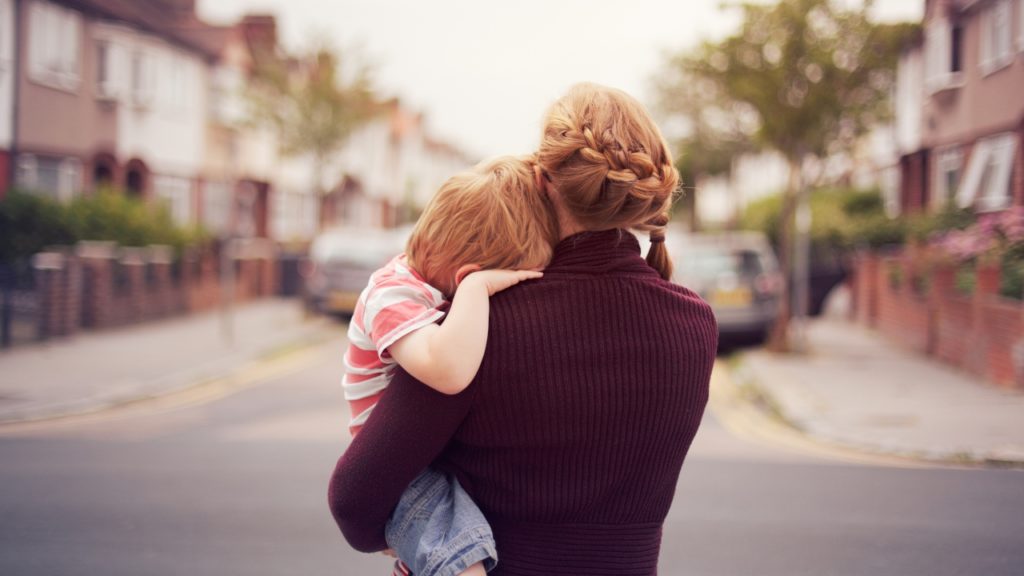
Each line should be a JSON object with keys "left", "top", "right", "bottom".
{"left": 658, "top": 0, "right": 918, "bottom": 164}
{"left": 0, "top": 191, "right": 76, "bottom": 264}
{"left": 1001, "top": 243, "right": 1024, "bottom": 300}
{"left": 841, "top": 189, "right": 885, "bottom": 216}
{"left": 738, "top": 187, "right": 901, "bottom": 250}
{"left": 0, "top": 190, "right": 205, "bottom": 263}
{"left": 66, "top": 188, "right": 189, "bottom": 249}
{"left": 954, "top": 263, "right": 976, "bottom": 296}
{"left": 905, "top": 205, "right": 976, "bottom": 242}
{"left": 247, "top": 45, "right": 376, "bottom": 194}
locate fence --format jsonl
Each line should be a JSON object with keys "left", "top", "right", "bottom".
{"left": 0, "top": 239, "right": 289, "bottom": 349}
{"left": 0, "top": 260, "right": 41, "bottom": 347}
{"left": 850, "top": 249, "right": 1024, "bottom": 389}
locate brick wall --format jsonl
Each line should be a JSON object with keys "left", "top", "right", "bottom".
{"left": 852, "top": 251, "right": 1024, "bottom": 389}
{"left": 25, "top": 239, "right": 285, "bottom": 342}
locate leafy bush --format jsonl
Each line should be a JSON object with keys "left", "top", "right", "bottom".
{"left": 0, "top": 191, "right": 77, "bottom": 263}
{"left": 738, "top": 187, "right": 902, "bottom": 251}
{"left": 0, "top": 189, "right": 206, "bottom": 263}
{"left": 1000, "top": 241, "right": 1024, "bottom": 301}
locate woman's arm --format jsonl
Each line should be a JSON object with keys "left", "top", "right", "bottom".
{"left": 387, "top": 269, "right": 541, "bottom": 394}
{"left": 327, "top": 367, "right": 475, "bottom": 552}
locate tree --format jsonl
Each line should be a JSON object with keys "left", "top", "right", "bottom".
{"left": 659, "top": 0, "right": 916, "bottom": 350}
{"left": 657, "top": 66, "right": 757, "bottom": 231}
{"left": 247, "top": 44, "right": 376, "bottom": 228}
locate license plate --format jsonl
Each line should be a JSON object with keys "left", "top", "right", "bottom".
{"left": 712, "top": 288, "right": 751, "bottom": 307}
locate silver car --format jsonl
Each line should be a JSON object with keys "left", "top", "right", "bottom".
{"left": 670, "top": 232, "right": 782, "bottom": 342}
{"left": 303, "top": 227, "right": 411, "bottom": 316}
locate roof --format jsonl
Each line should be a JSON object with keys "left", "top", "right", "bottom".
{"left": 60, "top": 0, "right": 223, "bottom": 60}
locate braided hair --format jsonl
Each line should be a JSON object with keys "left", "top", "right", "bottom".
{"left": 537, "top": 83, "right": 680, "bottom": 280}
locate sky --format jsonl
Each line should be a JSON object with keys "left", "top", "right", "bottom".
{"left": 197, "top": 0, "right": 924, "bottom": 160}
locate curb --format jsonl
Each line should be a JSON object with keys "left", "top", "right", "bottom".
{"left": 0, "top": 319, "right": 340, "bottom": 427}
{"left": 714, "top": 356, "right": 1024, "bottom": 470}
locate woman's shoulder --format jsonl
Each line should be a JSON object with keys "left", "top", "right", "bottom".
{"left": 491, "top": 270, "right": 716, "bottom": 328}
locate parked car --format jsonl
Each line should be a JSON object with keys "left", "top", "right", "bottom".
{"left": 303, "top": 227, "right": 411, "bottom": 316}
{"left": 669, "top": 232, "right": 783, "bottom": 343}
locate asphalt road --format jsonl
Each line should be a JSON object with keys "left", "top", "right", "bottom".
{"left": 0, "top": 335, "right": 1021, "bottom": 576}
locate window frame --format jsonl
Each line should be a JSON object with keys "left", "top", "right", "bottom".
{"left": 958, "top": 133, "right": 1018, "bottom": 212}
{"left": 26, "top": 0, "right": 82, "bottom": 93}
{"left": 932, "top": 145, "right": 964, "bottom": 211}
{"left": 979, "top": 0, "right": 1014, "bottom": 76}
{"left": 925, "top": 16, "right": 965, "bottom": 93}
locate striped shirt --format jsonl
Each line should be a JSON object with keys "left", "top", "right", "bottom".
{"left": 343, "top": 254, "right": 446, "bottom": 435}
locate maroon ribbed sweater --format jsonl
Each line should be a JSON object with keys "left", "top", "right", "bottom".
{"left": 328, "top": 229, "right": 718, "bottom": 575}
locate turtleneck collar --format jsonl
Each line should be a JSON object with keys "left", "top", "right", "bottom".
{"left": 545, "top": 228, "right": 656, "bottom": 277}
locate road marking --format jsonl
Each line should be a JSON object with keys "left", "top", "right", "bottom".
{"left": 0, "top": 339, "right": 340, "bottom": 435}
{"left": 707, "top": 363, "right": 937, "bottom": 469}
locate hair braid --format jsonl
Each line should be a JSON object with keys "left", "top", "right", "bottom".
{"left": 537, "top": 83, "right": 679, "bottom": 279}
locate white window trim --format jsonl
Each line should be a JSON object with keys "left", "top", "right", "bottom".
{"left": 57, "top": 157, "right": 81, "bottom": 203}
{"left": 26, "top": 0, "right": 82, "bottom": 93}
{"left": 16, "top": 154, "right": 38, "bottom": 190}
{"left": 958, "top": 133, "right": 1018, "bottom": 211}
{"left": 925, "top": 17, "right": 965, "bottom": 94}
{"left": 1019, "top": 0, "right": 1024, "bottom": 52}
{"left": 154, "top": 175, "right": 195, "bottom": 226}
{"left": 932, "top": 145, "right": 964, "bottom": 210}
{"left": 979, "top": 0, "right": 1015, "bottom": 76}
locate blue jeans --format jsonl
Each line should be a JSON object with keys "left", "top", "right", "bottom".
{"left": 385, "top": 468, "right": 497, "bottom": 576}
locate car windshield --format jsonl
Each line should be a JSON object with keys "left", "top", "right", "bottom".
{"left": 311, "top": 231, "right": 400, "bottom": 265}
{"left": 680, "top": 248, "right": 765, "bottom": 279}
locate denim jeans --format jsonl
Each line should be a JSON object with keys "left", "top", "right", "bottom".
{"left": 385, "top": 468, "right": 498, "bottom": 576}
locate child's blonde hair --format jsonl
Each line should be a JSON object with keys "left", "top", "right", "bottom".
{"left": 406, "top": 155, "right": 559, "bottom": 296}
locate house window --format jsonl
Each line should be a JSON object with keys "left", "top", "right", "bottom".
{"left": 201, "top": 181, "right": 232, "bottom": 235}
{"left": 958, "top": 134, "right": 1018, "bottom": 212}
{"left": 95, "top": 40, "right": 127, "bottom": 100}
{"left": 15, "top": 154, "right": 82, "bottom": 202}
{"left": 0, "top": 0, "right": 14, "bottom": 68}
{"left": 933, "top": 146, "right": 963, "bottom": 210}
{"left": 153, "top": 175, "right": 194, "bottom": 226}
{"left": 27, "top": 0, "right": 81, "bottom": 91}
{"left": 950, "top": 23, "right": 963, "bottom": 73}
{"left": 1019, "top": 0, "right": 1024, "bottom": 51}
{"left": 980, "top": 0, "right": 1013, "bottom": 74}
{"left": 925, "top": 17, "right": 963, "bottom": 93}
{"left": 131, "top": 50, "right": 154, "bottom": 107}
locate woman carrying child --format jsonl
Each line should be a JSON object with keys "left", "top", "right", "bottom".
{"left": 330, "top": 83, "right": 718, "bottom": 576}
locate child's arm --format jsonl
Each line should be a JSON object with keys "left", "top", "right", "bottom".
{"left": 387, "top": 269, "right": 541, "bottom": 395}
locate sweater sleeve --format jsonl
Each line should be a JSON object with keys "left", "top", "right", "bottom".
{"left": 327, "top": 366, "right": 475, "bottom": 552}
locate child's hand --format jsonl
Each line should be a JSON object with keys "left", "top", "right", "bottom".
{"left": 462, "top": 269, "right": 543, "bottom": 296}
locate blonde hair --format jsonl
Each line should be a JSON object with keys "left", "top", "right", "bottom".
{"left": 406, "top": 155, "right": 559, "bottom": 296}
{"left": 537, "top": 83, "right": 679, "bottom": 280}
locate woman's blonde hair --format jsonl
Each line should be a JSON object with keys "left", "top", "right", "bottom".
{"left": 537, "top": 83, "right": 679, "bottom": 280}
{"left": 406, "top": 155, "right": 559, "bottom": 296}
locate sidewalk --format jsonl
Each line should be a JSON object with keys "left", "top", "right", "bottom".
{"left": 732, "top": 316, "right": 1024, "bottom": 466}
{"left": 0, "top": 298, "right": 339, "bottom": 424}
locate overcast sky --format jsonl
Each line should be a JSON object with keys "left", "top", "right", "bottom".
{"left": 197, "top": 0, "right": 923, "bottom": 160}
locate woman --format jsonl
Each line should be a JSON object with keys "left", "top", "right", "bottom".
{"left": 328, "top": 83, "right": 718, "bottom": 575}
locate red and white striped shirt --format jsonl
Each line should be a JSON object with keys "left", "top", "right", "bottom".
{"left": 343, "top": 254, "right": 446, "bottom": 435}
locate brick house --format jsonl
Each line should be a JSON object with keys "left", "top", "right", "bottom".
{"left": 8, "top": 0, "right": 218, "bottom": 220}
{"left": 896, "top": 0, "right": 1024, "bottom": 214}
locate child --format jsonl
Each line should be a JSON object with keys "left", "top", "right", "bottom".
{"left": 342, "top": 155, "right": 559, "bottom": 576}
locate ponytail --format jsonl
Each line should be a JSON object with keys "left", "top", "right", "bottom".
{"left": 644, "top": 212, "right": 673, "bottom": 281}
{"left": 646, "top": 231, "right": 671, "bottom": 281}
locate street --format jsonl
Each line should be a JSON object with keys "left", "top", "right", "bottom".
{"left": 0, "top": 332, "right": 1021, "bottom": 576}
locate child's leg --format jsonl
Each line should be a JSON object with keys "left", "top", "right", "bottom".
{"left": 457, "top": 562, "right": 486, "bottom": 576}
{"left": 385, "top": 468, "right": 497, "bottom": 576}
